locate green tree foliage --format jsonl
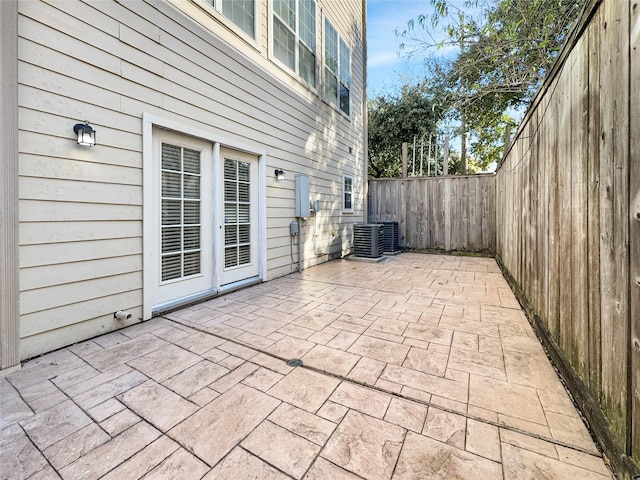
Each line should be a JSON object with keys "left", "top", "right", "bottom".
{"left": 368, "top": 83, "right": 441, "bottom": 178}
{"left": 397, "top": 0, "right": 584, "bottom": 169}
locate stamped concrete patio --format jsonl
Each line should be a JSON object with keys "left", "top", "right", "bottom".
{"left": 1, "top": 253, "right": 614, "bottom": 479}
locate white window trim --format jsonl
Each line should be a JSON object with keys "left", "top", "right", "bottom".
{"left": 322, "top": 14, "right": 351, "bottom": 118}
{"left": 191, "top": 0, "right": 261, "bottom": 49}
{"left": 342, "top": 173, "right": 354, "bottom": 213}
{"left": 142, "top": 113, "right": 267, "bottom": 320}
{"left": 268, "top": 0, "right": 318, "bottom": 90}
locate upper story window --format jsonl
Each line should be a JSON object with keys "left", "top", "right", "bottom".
{"left": 272, "top": 0, "right": 317, "bottom": 87}
{"left": 203, "top": 0, "right": 255, "bottom": 38}
{"left": 323, "top": 17, "right": 350, "bottom": 116}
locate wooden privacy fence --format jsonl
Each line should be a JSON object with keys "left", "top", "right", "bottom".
{"left": 368, "top": 174, "right": 496, "bottom": 253}
{"left": 369, "top": 2, "right": 638, "bottom": 476}
{"left": 495, "top": 0, "right": 639, "bottom": 477}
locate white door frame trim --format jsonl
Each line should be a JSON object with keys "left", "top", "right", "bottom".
{"left": 142, "top": 113, "right": 267, "bottom": 319}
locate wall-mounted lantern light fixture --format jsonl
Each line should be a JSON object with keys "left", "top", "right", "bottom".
{"left": 274, "top": 169, "right": 286, "bottom": 181}
{"left": 73, "top": 121, "right": 96, "bottom": 146}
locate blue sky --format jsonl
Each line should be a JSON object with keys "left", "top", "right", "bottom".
{"left": 366, "top": 0, "right": 475, "bottom": 98}
{"left": 366, "top": 0, "right": 434, "bottom": 97}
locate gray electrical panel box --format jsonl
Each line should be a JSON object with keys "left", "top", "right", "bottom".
{"left": 295, "top": 174, "right": 310, "bottom": 218}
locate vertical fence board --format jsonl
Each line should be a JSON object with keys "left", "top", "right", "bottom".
{"left": 418, "top": 179, "right": 428, "bottom": 248}
{"left": 549, "top": 75, "right": 561, "bottom": 340}
{"left": 529, "top": 119, "right": 539, "bottom": 316}
{"left": 587, "top": 12, "right": 602, "bottom": 398}
{"left": 598, "top": 0, "right": 630, "bottom": 446}
{"left": 628, "top": 0, "right": 639, "bottom": 462}
{"left": 469, "top": 176, "right": 478, "bottom": 249}
{"left": 484, "top": 176, "right": 495, "bottom": 251}
{"left": 461, "top": 178, "right": 469, "bottom": 250}
{"left": 444, "top": 178, "right": 451, "bottom": 250}
{"left": 400, "top": 179, "right": 407, "bottom": 247}
{"left": 534, "top": 108, "right": 545, "bottom": 319}
{"left": 405, "top": 180, "right": 415, "bottom": 247}
{"left": 542, "top": 97, "right": 552, "bottom": 331}
{"left": 571, "top": 37, "right": 589, "bottom": 379}
{"left": 559, "top": 54, "right": 573, "bottom": 360}
{"left": 522, "top": 131, "right": 528, "bottom": 293}
{"left": 432, "top": 179, "right": 441, "bottom": 248}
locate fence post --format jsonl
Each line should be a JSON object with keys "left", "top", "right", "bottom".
{"left": 503, "top": 124, "right": 512, "bottom": 158}
{"left": 420, "top": 135, "right": 424, "bottom": 176}
{"left": 443, "top": 136, "right": 450, "bottom": 176}
{"left": 412, "top": 136, "right": 416, "bottom": 176}
{"left": 428, "top": 134, "right": 433, "bottom": 176}
{"left": 402, "top": 142, "right": 408, "bottom": 178}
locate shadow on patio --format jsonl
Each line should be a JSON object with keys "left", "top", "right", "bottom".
{"left": 1, "top": 253, "right": 613, "bottom": 479}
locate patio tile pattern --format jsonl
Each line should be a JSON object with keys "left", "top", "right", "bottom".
{"left": 0, "top": 254, "right": 613, "bottom": 479}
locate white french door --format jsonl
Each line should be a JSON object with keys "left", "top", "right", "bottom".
{"left": 146, "top": 125, "right": 264, "bottom": 316}
{"left": 151, "top": 129, "right": 214, "bottom": 310}
{"left": 218, "top": 147, "right": 260, "bottom": 286}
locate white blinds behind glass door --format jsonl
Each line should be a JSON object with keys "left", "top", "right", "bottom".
{"left": 161, "top": 143, "right": 202, "bottom": 282}
{"left": 223, "top": 158, "right": 251, "bottom": 269}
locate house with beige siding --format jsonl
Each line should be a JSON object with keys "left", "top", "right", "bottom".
{"left": 0, "top": 0, "right": 367, "bottom": 371}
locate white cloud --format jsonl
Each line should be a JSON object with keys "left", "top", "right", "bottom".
{"left": 368, "top": 51, "right": 401, "bottom": 68}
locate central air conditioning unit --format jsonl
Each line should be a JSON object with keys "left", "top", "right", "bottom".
{"left": 380, "top": 221, "right": 400, "bottom": 253}
{"left": 353, "top": 223, "right": 384, "bottom": 258}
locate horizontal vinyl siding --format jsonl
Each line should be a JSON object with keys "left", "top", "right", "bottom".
{"left": 21, "top": 255, "right": 142, "bottom": 291}
{"left": 18, "top": 0, "right": 365, "bottom": 359}
{"left": 21, "top": 238, "right": 142, "bottom": 268}
{"left": 20, "top": 302, "right": 143, "bottom": 361}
